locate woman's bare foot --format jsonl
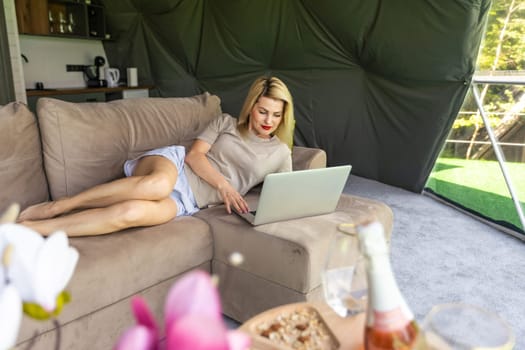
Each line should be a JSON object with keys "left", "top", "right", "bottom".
{"left": 18, "top": 219, "right": 53, "bottom": 236}
{"left": 17, "top": 201, "right": 62, "bottom": 222}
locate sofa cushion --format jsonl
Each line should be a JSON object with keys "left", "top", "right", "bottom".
{"left": 36, "top": 93, "right": 221, "bottom": 199}
{"left": 0, "top": 102, "right": 49, "bottom": 213}
{"left": 291, "top": 146, "right": 327, "bottom": 170}
{"left": 17, "top": 215, "right": 214, "bottom": 342}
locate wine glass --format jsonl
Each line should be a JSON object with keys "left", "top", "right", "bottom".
{"left": 420, "top": 303, "right": 515, "bottom": 350}
{"left": 321, "top": 222, "right": 367, "bottom": 317}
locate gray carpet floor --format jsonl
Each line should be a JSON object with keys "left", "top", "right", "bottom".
{"left": 226, "top": 174, "right": 524, "bottom": 347}
{"left": 346, "top": 174, "right": 524, "bottom": 348}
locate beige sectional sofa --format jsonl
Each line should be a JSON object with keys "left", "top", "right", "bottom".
{"left": 0, "top": 94, "right": 393, "bottom": 349}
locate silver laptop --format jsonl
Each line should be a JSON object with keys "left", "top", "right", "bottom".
{"left": 235, "top": 165, "right": 352, "bottom": 225}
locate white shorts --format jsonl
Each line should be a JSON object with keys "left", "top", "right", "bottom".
{"left": 123, "top": 145, "right": 200, "bottom": 216}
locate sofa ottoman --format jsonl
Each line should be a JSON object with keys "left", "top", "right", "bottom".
{"left": 195, "top": 191, "right": 393, "bottom": 321}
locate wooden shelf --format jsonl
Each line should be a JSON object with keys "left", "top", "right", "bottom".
{"left": 15, "top": 0, "right": 110, "bottom": 40}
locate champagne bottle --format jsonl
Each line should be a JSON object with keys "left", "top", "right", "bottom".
{"left": 358, "top": 221, "right": 420, "bottom": 350}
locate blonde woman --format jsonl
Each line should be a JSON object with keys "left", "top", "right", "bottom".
{"left": 19, "top": 76, "right": 295, "bottom": 237}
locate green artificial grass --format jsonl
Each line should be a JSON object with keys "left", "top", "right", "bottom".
{"left": 425, "top": 157, "right": 525, "bottom": 231}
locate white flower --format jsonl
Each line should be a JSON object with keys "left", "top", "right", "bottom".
{"left": 0, "top": 284, "right": 22, "bottom": 350}
{"left": 0, "top": 223, "right": 79, "bottom": 312}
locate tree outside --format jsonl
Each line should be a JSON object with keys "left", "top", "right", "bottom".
{"left": 427, "top": 0, "right": 525, "bottom": 234}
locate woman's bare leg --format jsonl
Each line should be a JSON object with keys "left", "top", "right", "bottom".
{"left": 21, "top": 197, "right": 178, "bottom": 237}
{"left": 18, "top": 156, "right": 178, "bottom": 221}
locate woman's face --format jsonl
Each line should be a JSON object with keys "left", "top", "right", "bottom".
{"left": 249, "top": 96, "right": 284, "bottom": 139}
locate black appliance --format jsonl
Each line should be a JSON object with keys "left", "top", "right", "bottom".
{"left": 83, "top": 56, "right": 106, "bottom": 87}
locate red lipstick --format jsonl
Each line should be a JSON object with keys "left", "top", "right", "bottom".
{"left": 261, "top": 125, "right": 272, "bottom": 130}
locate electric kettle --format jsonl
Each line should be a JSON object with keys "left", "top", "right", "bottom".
{"left": 105, "top": 68, "right": 120, "bottom": 88}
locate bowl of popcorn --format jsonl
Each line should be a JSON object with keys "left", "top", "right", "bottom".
{"left": 241, "top": 304, "right": 339, "bottom": 350}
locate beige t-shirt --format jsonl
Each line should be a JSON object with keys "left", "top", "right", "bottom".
{"left": 184, "top": 113, "right": 292, "bottom": 208}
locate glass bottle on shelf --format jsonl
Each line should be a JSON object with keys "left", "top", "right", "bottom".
{"left": 358, "top": 221, "right": 421, "bottom": 350}
{"left": 48, "top": 10, "right": 55, "bottom": 33}
{"left": 58, "top": 11, "right": 66, "bottom": 34}
{"left": 67, "top": 13, "right": 75, "bottom": 34}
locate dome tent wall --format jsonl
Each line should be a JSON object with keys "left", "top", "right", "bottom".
{"left": 103, "top": 0, "right": 491, "bottom": 192}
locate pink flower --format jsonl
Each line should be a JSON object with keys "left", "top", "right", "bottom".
{"left": 115, "top": 270, "right": 251, "bottom": 350}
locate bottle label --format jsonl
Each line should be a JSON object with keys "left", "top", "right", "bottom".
{"left": 373, "top": 307, "right": 411, "bottom": 331}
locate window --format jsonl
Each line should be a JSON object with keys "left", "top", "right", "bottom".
{"left": 425, "top": 0, "right": 525, "bottom": 238}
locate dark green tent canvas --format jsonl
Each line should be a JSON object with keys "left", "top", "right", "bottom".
{"left": 103, "top": 0, "right": 491, "bottom": 192}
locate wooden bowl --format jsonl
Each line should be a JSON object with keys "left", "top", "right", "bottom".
{"left": 240, "top": 303, "right": 340, "bottom": 350}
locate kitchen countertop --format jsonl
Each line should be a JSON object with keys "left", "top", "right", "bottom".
{"left": 26, "top": 85, "right": 154, "bottom": 97}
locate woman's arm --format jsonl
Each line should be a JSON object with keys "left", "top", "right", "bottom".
{"left": 277, "top": 155, "right": 292, "bottom": 173}
{"left": 185, "top": 139, "right": 249, "bottom": 214}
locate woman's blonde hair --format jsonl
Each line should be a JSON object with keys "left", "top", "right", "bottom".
{"left": 237, "top": 76, "right": 295, "bottom": 150}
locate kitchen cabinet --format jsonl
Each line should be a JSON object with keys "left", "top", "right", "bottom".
{"left": 15, "top": 0, "right": 109, "bottom": 40}
{"left": 106, "top": 88, "right": 150, "bottom": 101}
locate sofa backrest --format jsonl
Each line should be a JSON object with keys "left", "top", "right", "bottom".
{"left": 36, "top": 93, "right": 222, "bottom": 199}
{"left": 0, "top": 102, "right": 49, "bottom": 213}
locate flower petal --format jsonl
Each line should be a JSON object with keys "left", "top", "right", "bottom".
{"left": 0, "top": 223, "right": 44, "bottom": 301}
{"left": 33, "top": 231, "right": 79, "bottom": 311}
{"left": 42, "top": 231, "right": 79, "bottom": 292}
{"left": 131, "top": 296, "right": 158, "bottom": 334}
{"left": 0, "top": 223, "right": 44, "bottom": 258}
{"left": 226, "top": 330, "right": 252, "bottom": 350}
{"left": 0, "top": 285, "right": 23, "bottom": 350}
{"left": 113, "top": 325, "right": 156, "bottom": 350}
{"left": 164, "top": 270, "right": 222, "bottom": 332}
{"left": 0, "top": 203, "right": 20, "bottom": 224}
{"left": 167, "top": 315, "right": 229, "bottom": 350}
